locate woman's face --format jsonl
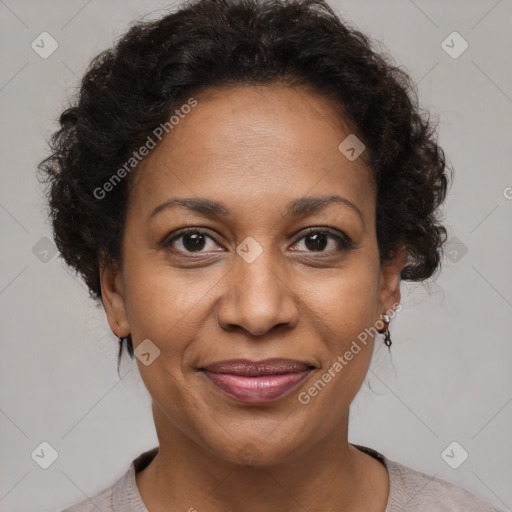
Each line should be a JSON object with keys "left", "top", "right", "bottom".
{"left": 101, "top": 84, "right": 404, "bottom": 465}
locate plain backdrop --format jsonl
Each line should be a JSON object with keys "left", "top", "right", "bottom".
{"left": 0, "top": 0, "right": 511, "bottom": 511}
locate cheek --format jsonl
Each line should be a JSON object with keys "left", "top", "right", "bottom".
{"left": 125, "top": 265, "right": 209, "bottom": 414}
{"left": 308, "top": 262, "right": 380, "bottom": 336}
{"left": 299, "top": 297, "right": 377, "bottom": 421}
{"left": 302, "top": 263, "right": 379, "bottom": 393}
{"left": 123, "top": 257, "right": 215, "bottom": 344}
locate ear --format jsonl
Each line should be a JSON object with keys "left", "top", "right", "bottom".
{"left": 377, "top": 247, "right": 407, "bottom": 317}
{"left": 99, "top": 257, "right": 130, "bottom": 338}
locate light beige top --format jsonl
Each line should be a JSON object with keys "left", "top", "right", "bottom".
{"left": 61, "top": 444, "right": 504, "bottom": 511}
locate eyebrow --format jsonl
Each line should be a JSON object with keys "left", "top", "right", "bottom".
{"left": 149, "top": 194, "right": 364, "bottom": 225}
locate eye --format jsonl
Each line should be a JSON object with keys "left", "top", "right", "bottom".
{"left": 163, "top": 226, "right": 354, "bottom": 255}
{"left": 290, "top": 227, "right": 353, "bottom": 253}
{"left": 163, "top": 228, "right": 222, "bottom": 254}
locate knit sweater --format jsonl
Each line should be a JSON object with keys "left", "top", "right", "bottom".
{"left": 60, "top": 444, "right": 504, "bottom": 511}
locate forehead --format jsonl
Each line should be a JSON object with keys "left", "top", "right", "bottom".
{"left": 128, "top": 84, "right": 374, "bottom": 222}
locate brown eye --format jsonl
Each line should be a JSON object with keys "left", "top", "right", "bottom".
{"left": 291, "top": 228, "right": 353, "bottom": 253}
{"left": 164, "top": 229, "right": 221, "bottom": 253}
{"left": 180, "top": 232, "right": 208, "bottom": 251}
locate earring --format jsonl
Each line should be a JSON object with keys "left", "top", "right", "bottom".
{"left": 379, "top": 314, "right": 392, "bottom": 348}
{"left": 116, "top": 322, "right": 124, "bottom": 355}
{"left": 115, "top": 322, "right": 127, "bottom": 339}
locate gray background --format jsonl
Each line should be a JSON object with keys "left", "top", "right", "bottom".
{"left": 1, "top": 0, "right": 511, "bottom": 510}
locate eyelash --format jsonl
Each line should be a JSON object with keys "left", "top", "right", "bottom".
{"left": 163, "top": 226, "right": 354, "bottom": 255}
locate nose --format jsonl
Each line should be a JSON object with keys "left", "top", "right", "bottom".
{"left": 216, "top": 246, "right": 299, "bottom": 337}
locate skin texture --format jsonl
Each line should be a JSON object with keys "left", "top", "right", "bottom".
{"left": 100, "top": 84, "right": 406, "bottom": 512}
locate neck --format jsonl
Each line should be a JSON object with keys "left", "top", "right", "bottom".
{"left": 135, "top": 403, "right": 389, "bottom": 512}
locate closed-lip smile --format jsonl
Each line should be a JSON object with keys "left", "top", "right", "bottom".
{"left": 199, "top": 358, "right": 315, "bottom": 403}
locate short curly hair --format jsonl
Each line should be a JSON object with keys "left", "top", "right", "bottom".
{"left": 37, "top": 0, "right": 452, "bottom": 367}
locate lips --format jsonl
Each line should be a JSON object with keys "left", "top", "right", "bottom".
{"left": 202, "top": 358, "right": 315, "bottom": 376}
{"left": 199, "top": 358, "right": 315, "bottom": 403}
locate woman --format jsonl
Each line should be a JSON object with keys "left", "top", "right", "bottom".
{"left": 37, "top": 0, "right": 503, "bottom": 510}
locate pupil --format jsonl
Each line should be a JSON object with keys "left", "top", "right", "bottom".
{"left": 184, "top": 233, "right": 205, "bottom": 251}
{"left": 305, "top": 233, "right": 327, "bottom": 251}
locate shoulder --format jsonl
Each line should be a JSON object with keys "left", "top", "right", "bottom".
{"left": 352, "top": 444, "right": 503, "bottom": 512}
{"left": 59, "top": 483, "right": 115, "bottom": 511}
{"left": 384, "top": 455, "right": 504, "bottom": 512}
{"left": 59, "top": 447, "right": 158, "bottom": 512}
